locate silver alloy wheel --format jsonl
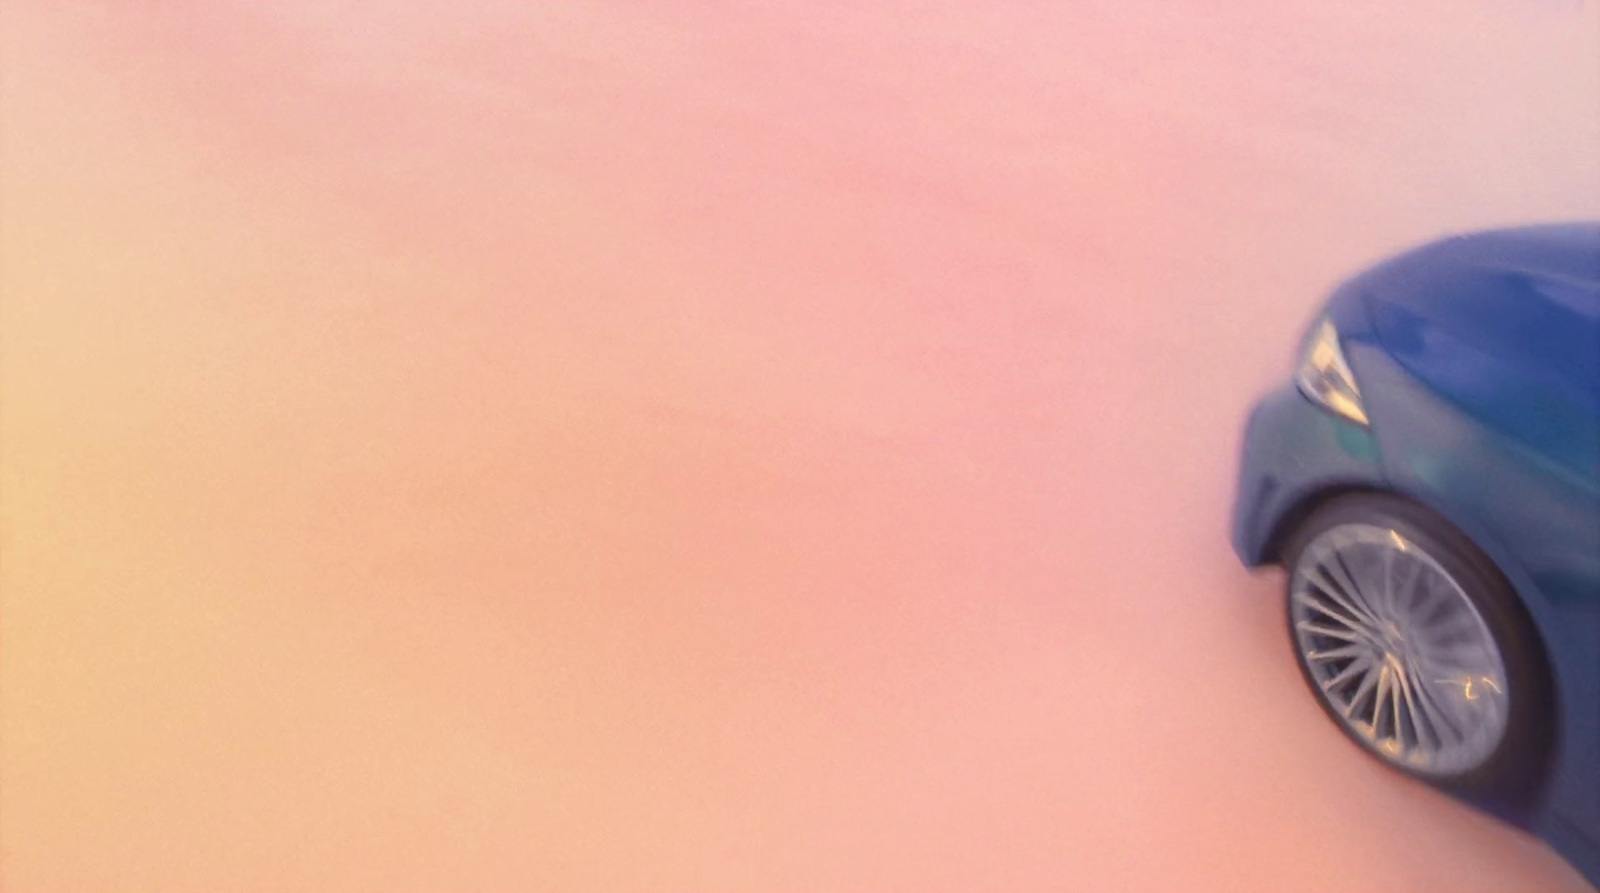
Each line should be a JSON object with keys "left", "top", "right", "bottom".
{"left": 1290, "top": 523, "right": 1510, "bottom": 776}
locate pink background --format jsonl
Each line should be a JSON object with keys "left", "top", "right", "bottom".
{"left": 3, "top": 1, "right": 1598, "bottom": 890}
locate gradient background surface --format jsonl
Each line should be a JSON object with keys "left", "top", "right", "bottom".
{"left": 3, "top": 1, "right": 1599, "bottom": 890}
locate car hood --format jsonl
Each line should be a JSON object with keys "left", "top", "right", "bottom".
{"left": 1356, "top": 222, "right": 1600, "bottom": 472}
{"left": 1359, "top": 223, "right": 1599, "bottom": 402}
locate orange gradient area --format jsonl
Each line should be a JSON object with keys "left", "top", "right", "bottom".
{"left": 3, "top": 2, "right": 1599, "bottom": 890}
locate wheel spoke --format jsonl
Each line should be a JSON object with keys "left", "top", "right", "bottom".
{"left": 1408, "top": 662, "right": 1463, "bottom": 745}
{"left": 1343, "top": 660, "right": 1380, "bottom": 719}
{"left": 1303, "top": 566, "right": 1378, "bottom": 628}
{"left": 1370, "top": 664, "right": 1391, "bottom": 733}
{"left": 1412, "top": 590, "right": 1450, "bottom": 627}
{"left": 1393, "top": 663, "right": 1431, "bottom": 750}
{"left": 1296, "top": 620, "right": 1363, "bottom": 642}
{"left": 1347, "top": 552, "right": 1387, "bottom": 618}
{"left": 1323, "top": 654, "right": 1374, "bottom": 693}
{"left": 1391, "top": 663, "right": 1406, "bottom": 746}
{"left": 1420, "top": 605, "right": 1480, "bottom": 636}
{"left": 1392, "top": 555, "right": 1424, "bottom": 615}
{"left": 1322, "top": 555, "right": 1380, "bottom": 622}
{"left": 1381, "top": 545, "right": 1398, "bottom": 617}
{"left": 1308, "top": 644, "right": 1367, "bottom": 664}
{"left": 1293, "top": 589, "right": 1368, "bottom": 634}
{"left": 1419, "top": 644, "right": 1491, "bottom": 677}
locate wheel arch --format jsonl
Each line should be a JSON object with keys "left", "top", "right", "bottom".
{"left": 1259, "top": 482, "right": 1388, "bottom": 566}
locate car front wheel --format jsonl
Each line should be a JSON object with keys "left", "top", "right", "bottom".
{"left": 1282, "top": 492, "right": 1552, "bottom": 804}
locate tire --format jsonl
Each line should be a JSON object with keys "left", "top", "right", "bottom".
{"left": 1281, "top": 492, "right": 1553, "bottom": 808}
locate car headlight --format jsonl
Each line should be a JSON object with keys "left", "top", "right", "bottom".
{"left": 1296, "top": 318, "right": 1369, "bottom": 426}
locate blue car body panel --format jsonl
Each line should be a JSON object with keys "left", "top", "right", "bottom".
{"left": 1231, "top": 222, "right": 1600, "bottom": 884}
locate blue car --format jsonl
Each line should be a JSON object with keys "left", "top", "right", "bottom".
{"left": 1231, "top": 222, "right": 1600, "bottom": 883}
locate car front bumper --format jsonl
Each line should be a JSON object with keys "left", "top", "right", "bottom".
{"left": 1230, "top": 383, "right": 1388, "bottom": 567}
